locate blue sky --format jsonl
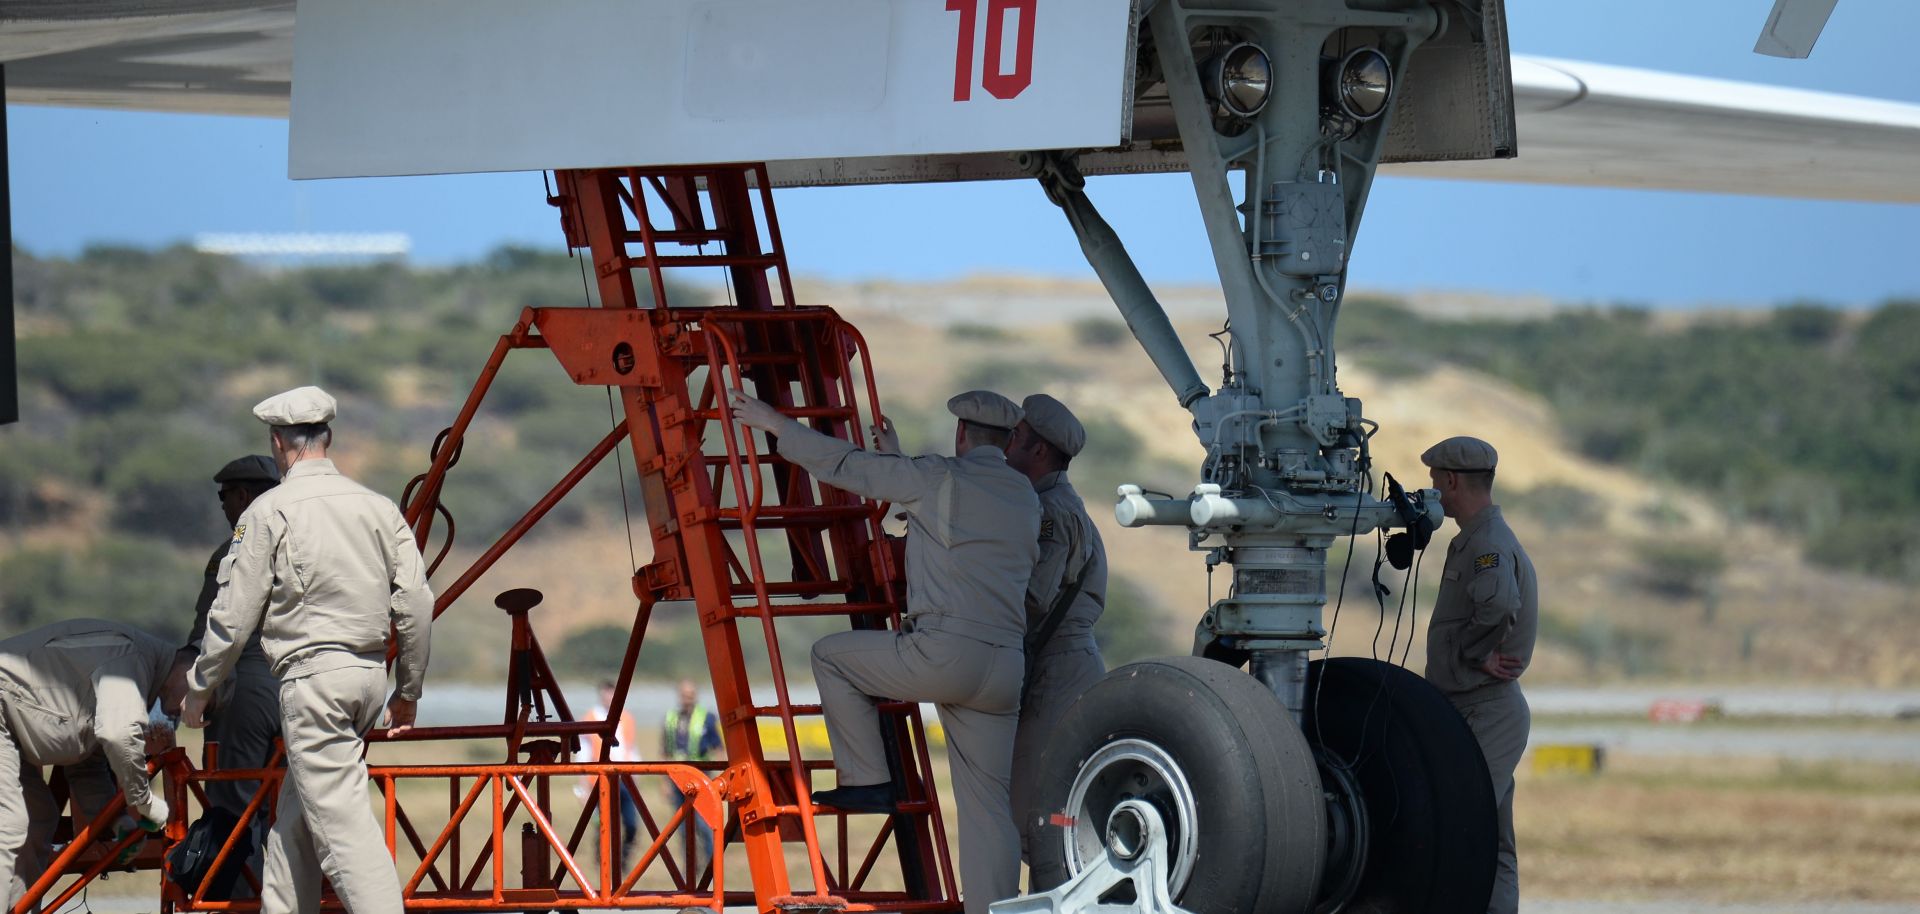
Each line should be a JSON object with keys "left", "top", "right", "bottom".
{"left": 6, "top": 0, "right": 1919, "bottom": 307}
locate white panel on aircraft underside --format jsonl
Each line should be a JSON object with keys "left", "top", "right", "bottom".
{"left": 287, "top": 0, "right": 1138, "bottom": 180}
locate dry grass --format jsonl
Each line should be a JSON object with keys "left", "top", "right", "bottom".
{"left": 1519, "top": 755, "right": 1920, "bottom": 902}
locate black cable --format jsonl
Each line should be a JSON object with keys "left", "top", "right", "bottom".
{"left": 605, "top": 388, "right": 640, "bottom": 576}
{"left": 1397, "top": 544, "right": 1427, "bottom": 669}
{"left": 1369, "top": 530, "right": 1393, "bottom": 662}
{"left": 1312, "top": 447, "right": 1371, "bottom": 770}
{"left": 1208, "top": 320, "right": 1233, "bottom": 384}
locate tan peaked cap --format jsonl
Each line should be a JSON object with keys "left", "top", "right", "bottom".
{"left": 1020, "top": 394, "right": 1085, "bottom": 457}
{"left": 252, "top": 385, "right": 337, "bottom": 426}
{"left": 946, "top": 390, "right": 1023, "bottom": 430}
{"left": 213, "top": 454, "right": 280, "bottom": 485}
{"left": 1420, "top": 436, "right": 1498, "bottom": 472}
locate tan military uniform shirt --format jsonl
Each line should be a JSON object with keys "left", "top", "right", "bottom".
{"left": 0, "top": 619, "right": 175, "bottom": 819}
{"left": 190, "top": 459, "right": 433, "bottom": 702}
{"left": 1026, "top": 471, "right": 1105, "bottom": 653}
{"left": 775, "top": 423, "right": 1040, "bottom": 648}
{"left": 180, "top": 540, "right": 272, "bottom": 678}
{"left": 1425, "top": 505, "right": 1538, "bottom": 696}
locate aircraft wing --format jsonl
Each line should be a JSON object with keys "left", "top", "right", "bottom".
{"left": 1, "top": 4, "right": 1917, "bottom": 203}
{"left": 1389, "top": 56, "right": 1920, "bottom": 203}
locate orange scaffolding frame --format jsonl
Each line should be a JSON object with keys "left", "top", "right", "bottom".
{"left": 11, "top": 164, "right": 961, "bottom": 914}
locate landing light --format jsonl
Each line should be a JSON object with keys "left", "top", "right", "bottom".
{"left": 1205, "top": 42, "right": 1272, "bottom": 120}
{"left": 1329, "top": 47, "right": 1392, "bottom": 122}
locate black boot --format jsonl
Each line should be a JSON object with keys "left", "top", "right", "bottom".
{"left": 810, "top": 782, "right": 897, "bottom": 814}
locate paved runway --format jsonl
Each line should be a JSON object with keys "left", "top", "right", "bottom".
{"left": 419, "top": 682, "right": 1920, "bottom": 766}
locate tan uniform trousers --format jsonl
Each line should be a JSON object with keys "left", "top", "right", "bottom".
{"left": 1453, "top": 681, "right": 1530, "bottom": 914}
{"left": 263, "top": 665, "right": 399, "bottom": 914}
{"left": 0, "top": 715, "right": 57, "bottom": 913}
{"left": 812, "top": 629, "right": 1023, "bottom": 914}
{"left": 1010, "top": 641, "right": 1103, "bottom": 865}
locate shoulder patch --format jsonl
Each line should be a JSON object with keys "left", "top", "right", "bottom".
{"left": 1039, "top": 518, "right": 1056, "bottom": 540}
{"left": 1474, "top": 552, "right": 1500, "bottom": 570}
{"left": 230, "top": 524, "right": 247, "bottom": 546}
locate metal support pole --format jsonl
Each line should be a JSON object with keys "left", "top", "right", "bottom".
{"left": 1, "top": 65, "right": 17, "bottom": 426}
{"left": 1041, "top": 0, "right": 1448, "bottom": 715}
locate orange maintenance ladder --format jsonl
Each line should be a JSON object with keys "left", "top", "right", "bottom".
{"left": 536, "top": 162, "right": 960, "bottom": 911}
{"left": 11, "top": 164, "right": 959, "bottom": 914}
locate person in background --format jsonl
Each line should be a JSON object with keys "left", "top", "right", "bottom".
{"left": 179, "top": 454, "right": 282, "bottom": 892}
{"left": 577, "top": 680, "right": 642, "bottom": 868}
{"left": 0, "top": 619, "right": 186, "bottom": 910}
{"left": 1420, "top": 435, "right": 1538, "bottom": 914}
{"left": 660, "top": 678, "right": 721, "bottom": 876}
{"left": 1001, "top": 394, "right": 1107, "bottom": 871}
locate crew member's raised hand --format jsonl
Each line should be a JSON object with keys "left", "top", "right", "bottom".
{"left": 726, "top": 389, "right": 788, "bottom": 433}
{"left": 871, "top": 416, "right": 901, "bottom": 455}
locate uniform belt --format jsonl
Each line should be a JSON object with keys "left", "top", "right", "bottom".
{"left": 900, "top": 612, "right": 1022, "bottom": 649}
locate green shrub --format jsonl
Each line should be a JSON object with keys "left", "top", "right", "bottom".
{"left": 107, "top": 430, "right": 237, "bottom": 545}
{"left": 556, "top": 623, "right": 639, "bottom": 677}
{"left": 1097, "top": 575, "right": 1180, "bottom": 666}
{"left": 0, "top": 537, "right": 199, "bottom": 639}
{"left": 1070, "top": 317, "right": 1128, "bottom": 348}
{"left": 946, "top": 322, "right": 1010, "bottom": 342}
{"left": 1632, "top": 538, "right": 1728, "bottom": 599}
{"left": 1506, "top": 483, "right": 1603, "bottom": 530}
{"left": 952, "top": 358, "right": 1079, "bottom": 397}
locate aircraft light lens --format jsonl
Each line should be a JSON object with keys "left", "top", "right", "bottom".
{"left": 1334, "top": 48, "right": 1393, "bottom": 122}
{"left": 1209, "top": 42, "right": 1272, "bottom": 119}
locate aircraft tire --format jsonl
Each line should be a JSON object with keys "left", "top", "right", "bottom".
{"left": 1302, "top": 657, "right": 1497, "bottom": 913}
{"left": 1027, "top": 655, "right": 1325, "bottom": 914}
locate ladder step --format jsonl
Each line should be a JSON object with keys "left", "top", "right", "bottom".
{"left": 777, "top": 800, "right": 938, "bottom": 816}
{"left": 632, "top": 228, "right": 729, "bottom": 245}
{"left": 729, "top": 581, "right": 855, "bottom": 598}
{"left": 719, "top": 505, "right": 874, "bottom": 523}
{"left": 697, "top": 406, "right": 859, "bottom": 421}
{"left": 666, "top": 350, "right": 810, "bottom": 367}
{"left": 724, "top": 352, "right": 811, "bottom": 367}
{"left": 726, "top": 601, "right": 895, "bottom": 619}
{"left": 700, "top": 453, "right": 797, "bottom": 468}
{"left": 635, "top": 252, "right": 781, "bottom": 270}
{"left": 678, "top": 307, "right": 838, "bottom": 324}
{"left": 753, "top": 701, "right": 914, "bottom": 717}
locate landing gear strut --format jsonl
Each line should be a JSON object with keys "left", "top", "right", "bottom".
{"left": 1015, "top": 0, "right": 1508, "bottom": 910}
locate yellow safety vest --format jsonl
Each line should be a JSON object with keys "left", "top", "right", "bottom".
{"left": 665, "top": 706, "right": 713, "bottom": 761}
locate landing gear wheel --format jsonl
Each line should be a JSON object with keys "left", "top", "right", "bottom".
{"left": 1303, "top": 658, "right": 1496, "bottom": 913}
{"left": 1029, "top": 656, "right": 1326, "bottom": 914}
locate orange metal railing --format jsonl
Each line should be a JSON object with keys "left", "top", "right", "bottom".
{"left": 14, "top": 165, "right": 960, "bottom": 914}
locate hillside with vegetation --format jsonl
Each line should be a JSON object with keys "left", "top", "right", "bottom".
{"left": 3, "top": 245, "right": 1916, "bottom": 686}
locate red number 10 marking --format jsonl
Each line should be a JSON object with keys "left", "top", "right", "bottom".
{"left": 947, "top": 0, "right": 1036, "bottom": 101}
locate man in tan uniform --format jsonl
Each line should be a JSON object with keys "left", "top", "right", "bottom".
{"left": 1002, "top": 394, "right": 1106, "bottom": 867}
{"left": 183, "top": 386, "right": 433, "bottom": 914}
{"left": 0, "top": 619, "right": 185, "bottom": 909}
{"left": 1421, "top": 436, "right": 1536, "bottom": 914}
{"left": 181, "top": 456, "right": 281, "bottom": 865}
{"left": 726, "top": 387, "right": 1038, "bottom": 914}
